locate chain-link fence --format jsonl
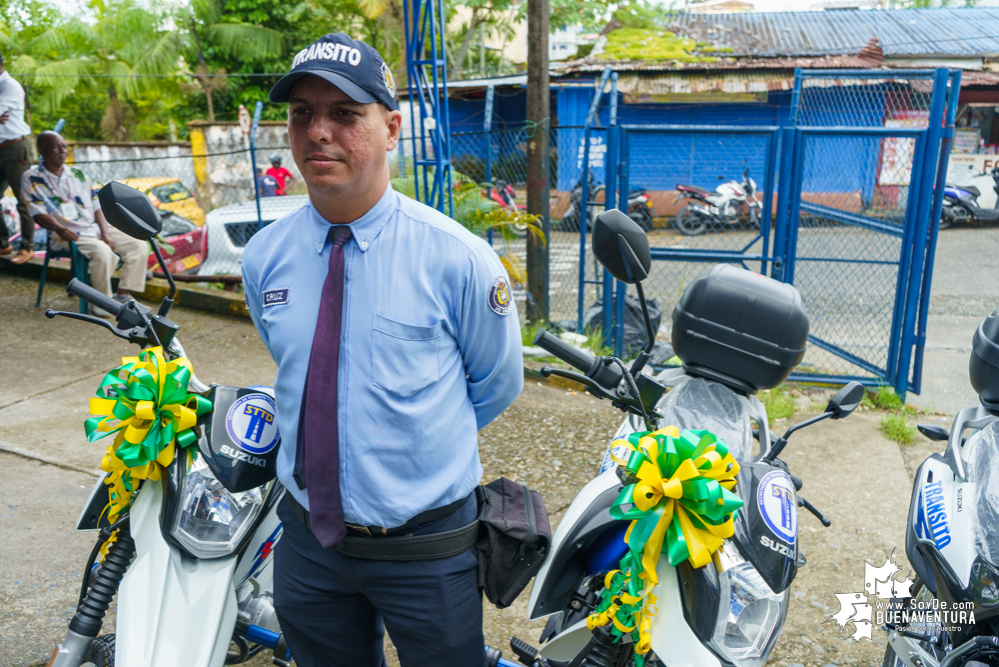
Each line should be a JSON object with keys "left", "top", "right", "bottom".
{"left": 788, "top": 74, "right": 942, "bottom": 384}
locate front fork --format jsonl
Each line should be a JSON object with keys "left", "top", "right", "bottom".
{"left": 50, "top": 523, "right": 136, "bottom": 667}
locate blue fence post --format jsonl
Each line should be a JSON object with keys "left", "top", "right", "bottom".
{"left": 250, "top": 101, "right": 263, "bottom": 231}
{"left": 759, "top": 130, "right": 778, "bottom": 275}
{"left": 613, "top": 125, "right": 630, "bottom": 360}
{"left": 911, "top": 69, "right": 962, "bottom": 395}
{"left": 771, "top": 127, "right": 796, "bottom": 281}
{"left": 577, "top": 68, "right": 612, "bottom": 333}
{"left": 484, "top": 85, "right": 494, "bottom": 247}
{"left": 604, "top": 75, "right": 620, "bottom": 351}
{"left": 893, "top": 67, "right": 949, "bottom": 400}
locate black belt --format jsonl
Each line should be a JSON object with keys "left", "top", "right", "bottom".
{"left": 286, "top": 493, "right": 480, "bottom": 561}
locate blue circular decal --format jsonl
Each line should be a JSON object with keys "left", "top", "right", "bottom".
{"left": 757, "top": 470, "right": 797, "bottom": 544}
{"left": 226, "top": 394, "right": 280, "bottom": 455}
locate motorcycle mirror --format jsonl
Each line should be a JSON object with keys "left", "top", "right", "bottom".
{"left": 98, "top": 181, "right": 161, "bottom": 240}
{"left": 918, "top": 423, "right": 950, "bottom": 442}
{"left": 593, "top": 209, "right": 651, "bottom": 284}
{"left": 826, "top": 381, "right": 865, "bottom": 420}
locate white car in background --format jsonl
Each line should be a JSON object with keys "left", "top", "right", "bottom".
{"left": 197, "top": 195, "right": 309, "bottom": 277}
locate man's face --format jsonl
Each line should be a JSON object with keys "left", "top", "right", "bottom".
{"left": 287, "top": 76, "right": 401, "bottom": 196}
{"left": 40, "top": 134, "right": 68, "bottom": 171}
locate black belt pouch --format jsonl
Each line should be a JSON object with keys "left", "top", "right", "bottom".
{"left": 474, "top": 477, "right": 552, "bottom": 609}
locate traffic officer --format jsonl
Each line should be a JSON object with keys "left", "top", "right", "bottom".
{"left": 242, "top": 33, "right": 524, "bottom": 667}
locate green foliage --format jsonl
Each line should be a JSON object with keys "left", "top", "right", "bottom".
{"left": 759, "top": 385, "right": 796, "bottom": 425}
{"left": 581, "top": 326, "right": 612, "bottom": 357}
{"left": 599, "top": 28, "right": 718, "bottom": 63}
{"left": 870, "top": 385, "right": 903, "bottom": 411}
{"left": 879, "top": 414, "right": 916, "bottom": 445}
{"left": 521, "top": 319, "right": 546, "bottom": 348}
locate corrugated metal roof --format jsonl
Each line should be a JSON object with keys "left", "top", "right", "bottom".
{"left": 665, "top": 8, "right": 999, "bottom": 58}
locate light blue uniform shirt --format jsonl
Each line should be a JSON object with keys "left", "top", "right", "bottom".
{"left": 242, "top": 185, "right": 524, "bottom": 527}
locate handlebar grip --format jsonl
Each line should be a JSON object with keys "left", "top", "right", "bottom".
{"left": 533, "top": 329, "right": 596, "bottom": 375}
{"left": 67, "top": 278, "right": 126, "bottom": 318}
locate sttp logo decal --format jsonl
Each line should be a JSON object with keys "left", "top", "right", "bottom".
{"left": 921, "top": 480, "right": 952, "bottom": 549}
{"left": 263, "top": 288, "right": 289, "bottom": 307}
{"left": 757, "top": 470, "right": 797, "bottom": 544}
{"left": 226, "top": 394, "right": 280, "bottom": 455}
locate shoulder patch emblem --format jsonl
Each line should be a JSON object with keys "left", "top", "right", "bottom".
{"left": 488, "top": 276, "right": 513, "bottom": 316}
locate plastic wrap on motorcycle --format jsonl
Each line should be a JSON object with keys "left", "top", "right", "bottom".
{"left": 732, "top": 461, "right": 798, "bottom": 593}
{"left": 199, "top": 385, "right": 280, "bottom": 493}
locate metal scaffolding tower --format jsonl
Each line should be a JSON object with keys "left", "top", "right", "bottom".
{"left": 402, "top": 0, "right": 453, "bottom": 216}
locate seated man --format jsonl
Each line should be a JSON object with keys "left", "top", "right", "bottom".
{"left": 22, "top": 131, "right": 146, "bottom": 316}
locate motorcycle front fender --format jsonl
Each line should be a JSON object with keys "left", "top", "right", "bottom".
{"left": 538, "top": 557, "right": 722, "bottom": 666}
{"left": 648, "top": 559, "right": 721, "bottom": 667}
{"left": 115, "top": 479, "right": 239, "bottom": 667}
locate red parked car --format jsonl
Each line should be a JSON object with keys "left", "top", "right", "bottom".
{"left": 150, "top": 211, "right": 205, "bottom": 274}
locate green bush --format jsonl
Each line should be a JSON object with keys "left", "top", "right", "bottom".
{"left": 879, "top": 414, "right": 915, "bottom": 445}
{"left": 760, "top": 385, "right": 796, "bottom": 425}
{"left": 871, "top": 385, "right": 903, "bottom": 411}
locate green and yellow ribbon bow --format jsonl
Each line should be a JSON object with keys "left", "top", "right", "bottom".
{"left": 587, "top": 426, "right": 743, "bottom": 665}
{"left": 85, "top": 346, "right": 212, "bottom": 522}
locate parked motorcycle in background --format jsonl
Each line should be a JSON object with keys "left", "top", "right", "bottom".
{"left": 559, "top": 173, "right": 605, "bottom": 232}
{"left": 941, "top": 166, "right": 999, "bottom": 230}
{"left": 516, "top": 209, "right": 865, "bottom": 667}
{"left": 674, "top": 170, "right": 761, "bottom": 236}
{"left": 883, "top": 307, "right": 999, "bottom": 667}
{"left": 559, "top": 173, "right": 657, "bottom": 232}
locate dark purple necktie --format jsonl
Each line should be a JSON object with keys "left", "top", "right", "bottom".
{"left": 298, "top": 225, "right": 352, "bottom": 548}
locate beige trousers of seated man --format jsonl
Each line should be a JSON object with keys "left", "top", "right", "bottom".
{"left": 73, "top": 226, "right": 148, "bottom": 297}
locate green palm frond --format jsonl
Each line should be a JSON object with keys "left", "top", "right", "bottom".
{"left": 205, "top": 22, "right": 284, "bottom": 61}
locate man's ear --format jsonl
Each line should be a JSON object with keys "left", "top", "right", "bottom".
{"left": 386, "top": 109, "right": 402, "bottom": 152}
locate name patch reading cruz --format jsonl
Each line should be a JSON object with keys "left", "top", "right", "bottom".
{"left": 226, "top": 394, "right": 281, "bottom": 455}
{"left": 263, "top": 288, "right": 289, "bottom": 307}
{"left": 488, "top": 276, "right": 513, "bottom": 316}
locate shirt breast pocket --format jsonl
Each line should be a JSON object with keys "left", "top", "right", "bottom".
{"left": 372, "top": 314, "right": 442, "bottom": 398}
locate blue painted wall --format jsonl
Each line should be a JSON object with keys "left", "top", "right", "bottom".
{"left": 447, "top": 82, "right": 886, "bottom": 197}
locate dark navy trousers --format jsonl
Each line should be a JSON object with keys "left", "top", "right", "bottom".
{"left": 273, "top": 494, "right": 484, "bottom": 667}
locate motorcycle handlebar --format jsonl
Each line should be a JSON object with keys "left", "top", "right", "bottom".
{"left": 67, "top": 278, "right": 126, "bottom": 319}
{"left": 534, "top": 329, "right": 597, "bottom": 375}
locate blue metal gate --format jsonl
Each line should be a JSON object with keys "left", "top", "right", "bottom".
{"left": 777, "top": 68, "right": 961, "bottom": 396}
{"left": 590, "top": 67, "right": 959, "bottom": 398}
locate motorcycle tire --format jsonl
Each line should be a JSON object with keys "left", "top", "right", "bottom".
{"left": 880, "top": 577, "right": 940, "bottom": 667}
{"left": 675, "top": 204, "right": 708, "bottom": 236}
{"left": 511, "top": 222, "right": 529, "bottom": 238}
{"left": 629, "top": 208, "right": 654, "bottom": 232}
{"left": 89, "top": 634, "right": 115, "bottom": 667}
{"left": 938, "top": 215, "right": 952, "bottom": 231}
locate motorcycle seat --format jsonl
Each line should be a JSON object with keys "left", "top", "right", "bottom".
{"left": 948, "top": 183, "right": 980, "bottom": 197}
{"left": 677, "top": 184, "right": 716, "bottom": 196}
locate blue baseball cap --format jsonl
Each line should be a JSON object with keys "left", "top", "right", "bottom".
{"left": 270, "top": 33, "right": 397, "bottom": 111}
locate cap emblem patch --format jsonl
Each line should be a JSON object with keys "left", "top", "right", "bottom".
{"left": 381, "top": 62, "right": 396, "bottom": 98}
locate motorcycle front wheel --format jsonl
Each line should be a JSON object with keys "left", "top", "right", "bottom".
{"left": 88, "top": 634, "right": 115, "bottom": 667}
{"left": 675, "top": 204, "right": 708, "bottom": 236}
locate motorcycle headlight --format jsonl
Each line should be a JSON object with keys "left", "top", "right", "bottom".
{"left": 170, "top": 456, "right": 264, "bottom": 558}
{"left": 709, "top": 552, "right": 789, "bottom": 667}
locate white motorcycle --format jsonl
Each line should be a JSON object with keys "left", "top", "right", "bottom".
{"left": 45, "top": 182, "right": 290, "bottom": 667}
{"left": 514, "top": 210, "right": 865, "bottom": 667}
{"left": 674, "top": 170, "right": 761, "bottom": 237}
{"left": 884, "top": 307, "right": 999, "bottom": 667}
